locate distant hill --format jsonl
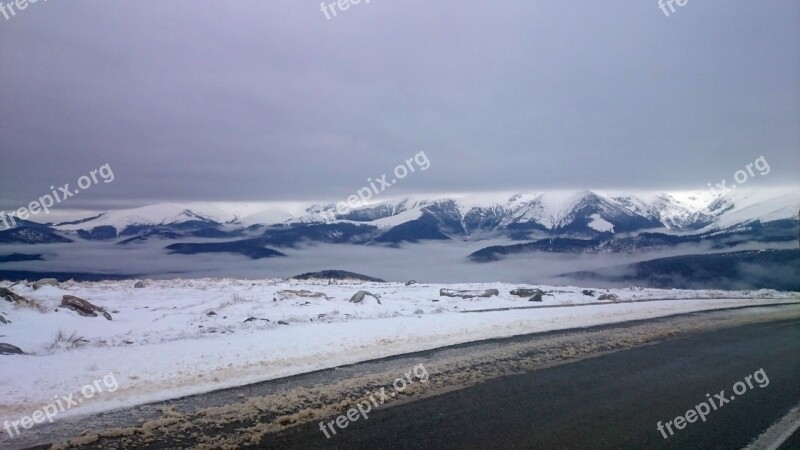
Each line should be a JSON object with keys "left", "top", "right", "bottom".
{"left": 562, "top": 249, "right": 800, "bottom": 291}
{"left": 0, "top": 270, "right": 137, "bottom": 282}
{"left": 291, "top": 270, "right": 385, "bottom": 282}
{"left": 165, "top": 241, "right": 286, "bottom": 259}
{"left": 0, "top": 253, "right": 43, "bottom": 263}
{"left": 469, "top": 219, "right": 798, "bottom": 262}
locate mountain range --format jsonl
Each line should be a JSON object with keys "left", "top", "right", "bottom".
{"left": 1, "top": 187, "right": 797, "bottom": 289}
{"left": 0, "top": 188, "right": 797, "bottom": 260}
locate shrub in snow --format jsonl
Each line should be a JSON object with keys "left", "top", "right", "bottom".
{"left": 46, "top": 330, "right": 88, "bottom": 352}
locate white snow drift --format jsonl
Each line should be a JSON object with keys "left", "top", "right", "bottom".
{"left": 0, "top": 278, "right": 798, "bottom": 426}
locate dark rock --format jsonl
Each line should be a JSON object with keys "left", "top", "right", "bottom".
{"left": 244, "top": 317, "right": 270, "bottom": 323}
{"left": 510, "top": 288, "right": 544, "bottom": 297}
{"left": 60, "top": 295, "right": 112, "bottom": 320}
{"left": 582, "top": 290, "right": 595, "bottom": 297}
{"left": 405, "top": 280, "right": 418, "bottom": 286}
{"left": 207, "top": 311, "right": 217, "bottom": 316}
{"left": 529, "top": 293, "right": 544, "bottom": 302}
{"left": 278, "top": 320, "right": 289, "bottom": 325}
{"left": 133, "top": 280, "right": 146, "bottom": 288}
{"left": 0, "top": 343, "right": 24, "bottom": 355}
{"left": 0, "top": 288, "right": 33, "bottom": 305}
{"left": 598, "top": 293, "right": 619, "bottom": 301}
{"left": 440, "top": 288, "right": 500, "bottom": 299}
{"left": 0, "top": 315, "right": 7, "bottom": 324}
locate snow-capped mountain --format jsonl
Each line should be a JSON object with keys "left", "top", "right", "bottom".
{"left": 2, "top": 187, "right": 797, "bottom": 248}
{"left": 55, "top": 203, "right": 236, "bottom": 232}
{"left": 296, "top": 187, "right": 798, "bottom": 240}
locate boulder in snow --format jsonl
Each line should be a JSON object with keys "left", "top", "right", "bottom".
{"left": 276, "top": 290, "right": 331, "bottom": 301}
{"left": 349, "top": 290, "right": 382, "bottom": 305}
{"left": 510, "top": 288, "right": 544, "bottom": 297}
{"left": 32, "top": 278, "right": 59, "bottom": 290}
{"left": 0, "top": 343, "right": 24, "bottom": 355}
{"left": 61, "top": 295, "right": 113, "bottom": 320}
{"left": 440, "top": 288, "right": 500, "bottom": 299}
{"left": 0, "top": 288, "right": 36, "bottom": 307}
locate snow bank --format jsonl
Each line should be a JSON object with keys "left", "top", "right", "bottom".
{"left": 0, "top": 278, "right": 797, "bottom": 424}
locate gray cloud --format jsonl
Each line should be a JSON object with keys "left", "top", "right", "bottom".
{"left": 1, "top": 0, "right": 798, "bottom": 210}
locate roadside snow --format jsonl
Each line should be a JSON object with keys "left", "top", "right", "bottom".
{"left": 0, "top": 278, "right": 797, "bottom": 424}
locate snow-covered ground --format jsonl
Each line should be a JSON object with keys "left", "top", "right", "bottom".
{"left": 1, "top": 278, "right": 798, "bottom": 426}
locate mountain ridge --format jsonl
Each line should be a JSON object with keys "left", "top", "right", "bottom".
{"left": 2, "top": 187, "right": 797, "bottom": 248}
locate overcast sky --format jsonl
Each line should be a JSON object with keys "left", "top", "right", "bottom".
{"left": 1, "top": 0, "right": 798, "bottom": 210}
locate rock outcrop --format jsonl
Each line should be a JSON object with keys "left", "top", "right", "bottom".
{"left": 276, "top": 290, "right": 331, "bottom": 301}
{"left": 349, "top": 290, "right": 382, "bottom": 305}
{"left": 61, "top": 295, "right": 113, "bottom": 320}
{"left": 440, "top": 288, "right": 500, "bottom": 299}
{"left": 510, "top": 288, "right": 543, "bottom": 297}
{"left": 32, "top": 278, "right": 59, "bottom": 290}
{"left": 0, "top": 343, "right": 24, "bottom": 355}
{"left": 0, "top": 288, "right": 36, "bottom": 307}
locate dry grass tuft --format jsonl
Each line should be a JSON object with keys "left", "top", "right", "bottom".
{"left": 47, "top": 329, "right": 89, "bottom": 352}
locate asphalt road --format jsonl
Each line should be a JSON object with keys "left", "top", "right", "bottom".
{"left": 264, "top": 316, "right": 800, "bottom": 449}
